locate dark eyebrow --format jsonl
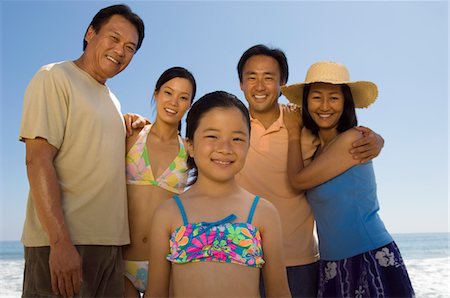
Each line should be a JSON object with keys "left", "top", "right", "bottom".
{"left": 162, "top": 86, "right": 191, "bottom": 97}
{"left": 232, "top": 131, "right": 248, "bottom": 136}
{"left": 201, "top": 128, "right": 220, "bottom": 134}
{"left": 310, "top": 90, "right": 341, "bottom": 95}
{"left": 244, "top": 70, "right": 275, "bottom": 76}
{"left": 202, "top": 128, "right": 247, "bottom": 135}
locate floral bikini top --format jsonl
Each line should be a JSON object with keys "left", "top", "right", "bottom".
{"left": 126, "top": 124, "right": 188, "bottom": 194}
{"left": 166, "top": 195, "right": 265, "bottom": 268}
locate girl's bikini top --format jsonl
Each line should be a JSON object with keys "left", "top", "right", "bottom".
{"left": 126, "top": 124, "right": 188, "bottom": 194}
{"left": 166, "top": 195, "right": 265, "bottom": 268}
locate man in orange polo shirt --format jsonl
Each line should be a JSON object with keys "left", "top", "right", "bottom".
{"left": 235, "top": 44, "right": 384, "bottom": 297}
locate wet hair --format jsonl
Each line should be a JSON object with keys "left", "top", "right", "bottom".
{"left": 82, "top": 4, "right": 145, "bottom": 51}
{"left": 237, "top": 44, "right": 289, "bottom": 85}
{"left": 185, "top": 91, "right": 250, "bottom": 185}
{"left": 153, "top": 66, "right": 196, "bottom": 133}
{"left": 302, "top": 84, "right": 358, "bottom": 136}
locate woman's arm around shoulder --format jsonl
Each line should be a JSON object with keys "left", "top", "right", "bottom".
{"left": 289, "top": 128, "right": 363, "bottom": 191}
{"left": 145, "top": 200, "right": 176, "bottom": 297}
{"left": 254, "top": 198, "right": 291, "bottom": 298}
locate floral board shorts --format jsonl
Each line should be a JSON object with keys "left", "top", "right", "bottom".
{"left": 318, "top": 241, "right": 415, "bottom": 297}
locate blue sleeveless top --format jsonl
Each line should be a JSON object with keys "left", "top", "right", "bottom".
{"left": 307, "top": 161, "right": 393, "bottom": 260}
{"left": 166, "top": 195, "right": 265, "bottom": 268}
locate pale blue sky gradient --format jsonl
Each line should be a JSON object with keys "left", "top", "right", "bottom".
{"left": 1, "top": 1, "right": 448, "bottom": 240}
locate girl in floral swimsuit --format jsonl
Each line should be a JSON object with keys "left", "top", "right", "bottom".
{"left": 123, "top": 67, "right": 196, "bottom": 297}
{"left": 147, "top": 91, "right": 291, "bottom": 297}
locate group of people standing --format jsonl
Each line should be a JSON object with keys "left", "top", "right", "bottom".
{"left": 19, "top": 4, "right": 415, "bottom": 298}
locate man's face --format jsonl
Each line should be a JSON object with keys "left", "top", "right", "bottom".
{"left": 84, "top": 14, "right": 139, "bottom": 84}
{"left": 240, "top": 55, "right": 282, "bottom": 116}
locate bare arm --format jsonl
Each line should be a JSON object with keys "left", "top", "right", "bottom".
{"left": 288, "top": 128, "right": 363, "bottom": 190}
{"left": 146, "top": 205, "right": 172, "bottom": 297}
{"left": 126, "top": 127, "right": 142, "bottom": 154}
{"left": 283, "top": 105, "right": 364, "bottom": 190}
{"left": 258, "top": 199, "right": 291, "bottom": 298}
{"left": 25, "top": 138, "right": 82, "bottom": 297}
{"left": 283, "top": 105, "right": 307, "bottom": 190}
{"left": 350, "top": 126, "right": 384, "bottom": 163}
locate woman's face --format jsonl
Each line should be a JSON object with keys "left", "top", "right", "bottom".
{"left": 154, "top": 77, "right": 193, "bottom": 126}
{"left": 307, "top": 83, "right": 344, "bottom": 132}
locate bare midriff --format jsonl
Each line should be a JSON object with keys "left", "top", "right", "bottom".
{"left": 123, "top": 184, "right": 176, "bottom": 260}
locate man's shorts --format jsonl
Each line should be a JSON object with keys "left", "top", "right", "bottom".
{"left": 259, "top": 261, "right": 319, "bottom": 297}
{"left": 23, "top": 245, "right": 124, "bottom": 297}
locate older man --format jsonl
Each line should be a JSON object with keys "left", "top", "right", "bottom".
{"left": 19, "top": 5, "right": 144, "bottom": 297}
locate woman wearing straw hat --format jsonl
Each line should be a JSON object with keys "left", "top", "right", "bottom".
{"left": 281, "top": 61, "right": 414, "bottom": 297}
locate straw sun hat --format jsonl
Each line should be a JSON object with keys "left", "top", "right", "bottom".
{"left": 281, "top": 61, "right": 378, "bottom": 108}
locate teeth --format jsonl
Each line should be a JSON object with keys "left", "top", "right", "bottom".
{"left": 214, "top": 160, "right": 231, "bottom": 165}
{"left": 254, "top": 95, "right": 266, "bottom": 99}
{"left": 106, "top": 56, "right": 119, "bottom": 64}
{"left": 165, "top": 108, "right": 177, "bottom": 114}
{"left": 318, "top": 114, "right": 331, "bottom": 118}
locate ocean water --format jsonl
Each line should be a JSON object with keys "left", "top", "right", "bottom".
{"left": 0, "top": 233, "right": 448, "bottom": 297}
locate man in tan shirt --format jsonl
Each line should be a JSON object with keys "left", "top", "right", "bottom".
{"left": 19, "top": 5, "right": 144, "bottom": 297}
{"left": 235, "top": 44, "right": 384, "bottom": 297}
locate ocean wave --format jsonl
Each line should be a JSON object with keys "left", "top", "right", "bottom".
{"left": 0, "top": 260, "right": 24, "bottom": 297}
{"left": 404, "top": 257, "right": 450, "bottom": 298}
{"left": 0, "top": 257, "right": 448, "bottom": 297}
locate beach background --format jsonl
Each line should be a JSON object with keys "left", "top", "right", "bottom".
{"left": 1, "top": 233, "right": 449, "bottom": 297}
{"left": 1, "top": 1, "right": 448, "bottom": 297}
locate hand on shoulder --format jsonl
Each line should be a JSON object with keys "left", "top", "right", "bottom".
{"left": 123, "top": 113, "right": 150, "bottom": 137}
{"left": 337, "top": 127, "right": 364, "bottom": 145}
{"left": 281, "top": 104, "right": 303, "bottom": 132}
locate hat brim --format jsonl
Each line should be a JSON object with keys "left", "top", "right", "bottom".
{"left": 281, "top": 81, "right": 378, "bottom": 108}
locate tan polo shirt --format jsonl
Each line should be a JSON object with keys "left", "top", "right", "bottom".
{"left": 236, "top": 105, "right": 320, "bottom": 266}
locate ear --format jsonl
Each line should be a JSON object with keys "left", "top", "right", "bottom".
{"left": 239, "top": 81, "right": 244, "bottom": 92}
{"left": 85, "top": 26, "right": 95, "bottom": 45}
{"left": 184, "top": 138, "right": 194, "bottom": 158}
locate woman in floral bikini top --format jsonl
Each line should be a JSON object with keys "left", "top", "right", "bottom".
{"left": 122, "top": 67, "right": 196, "bottom": 297}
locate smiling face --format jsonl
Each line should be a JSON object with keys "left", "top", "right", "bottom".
{"left": 154, "top": 77, "right": 193, "bottom": 126}
{"left": 186, "top": 107, "right": 250, "bottom": 184}
{"left": 307, "top": 83, "right": 345, "bottom": 133}
{"left": 83, "top": 14, "right": 139, "bottom": 84}
{"left": 240, "top": 55, "right": 282, "bottom": 118}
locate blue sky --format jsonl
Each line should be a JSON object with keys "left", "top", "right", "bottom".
{"left": 0, "top": 1, "right": 448, "bottom": 240}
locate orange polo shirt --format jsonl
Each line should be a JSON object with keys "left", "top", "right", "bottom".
{"left": 236, "top": 105, "right": 320, "bottom": 267}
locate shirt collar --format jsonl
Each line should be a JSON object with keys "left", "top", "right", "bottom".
{"left": 250, "top": 104, "right": 285, "bottom": 132}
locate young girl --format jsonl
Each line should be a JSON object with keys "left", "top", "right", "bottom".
{"left": 146, "top": 91, "right": 291, "bottom": 297}
{"left": 123, "top": 67, "right": 196, "bottom": 297}
{"left": 281, "top": 61, "right": 414, "bottom": 297}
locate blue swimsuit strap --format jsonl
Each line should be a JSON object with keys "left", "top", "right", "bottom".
{"left": 173, "top": 195, "right": 260, "bottom": 226}
{"left": 246, "top": 196, "right": 260, "bottom": 224}
{"left": 172, "top": 195, "right": 188, "bottom": 225}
